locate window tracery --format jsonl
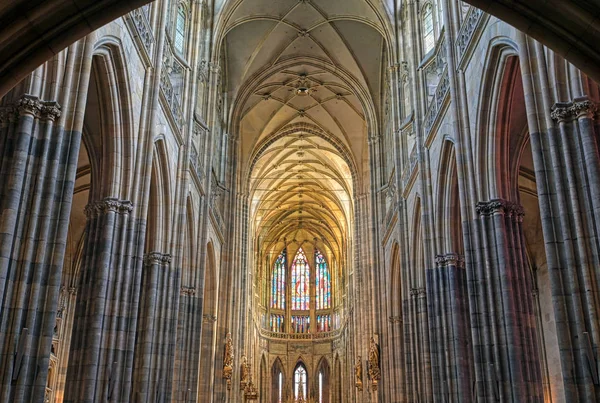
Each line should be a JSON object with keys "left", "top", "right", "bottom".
{"left": 267, "top": 247, "right": 334, "bottom": 334}
{"left": 294, "top": 364, "right": 307, "bottom": 400}
{"left": 271, "top": 251, "right": 286, "bottom": 310}
{"left": 315, "top": 250, "right": 331, "bottom": 310}
{"left": 291, "top": 248, "right": 310, "bottom": 311}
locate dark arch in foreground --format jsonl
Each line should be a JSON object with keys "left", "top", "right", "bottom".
{"left": 0, "top": 0, "right": 599, "bottom": 98}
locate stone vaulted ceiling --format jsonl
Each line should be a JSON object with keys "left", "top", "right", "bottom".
{"left": 219, "top": 0, "right": 389, "bottom": 261}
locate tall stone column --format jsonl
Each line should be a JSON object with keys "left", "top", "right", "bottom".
{"left": 0, "top": 94, "right": 78, "bottom": 403}
{"left": 173, "top": 286, "right": 201, "bottom": 402}
{"left": 426, "top": 253, "right": 473, "bottom": 402}
{"left": 473, "top": 199, "right": 543, "bottom": 402}
{"left": 405, "top": 287, "right": 431, "bottom": 400}
{"left": 540, "top": 97, "right": 600, "bottom": 402}
{"left": 64, "top": 198, "right": 141, "bottom": 403}
{"left": 132, "top": 252, "right": 177, "bottom": 402}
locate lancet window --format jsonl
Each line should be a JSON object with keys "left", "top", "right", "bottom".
{"left": 294, "top": 364, "right": 307, "bottom": 400}
{"left": 267, "top": 247, "right": 335, "bottom": 334}
{"left": 174, "top": 4, "right": 187, "bottom": 53}
{"left": 422, "top": 4, "right": 435, "bottom": 53}
{"left": 291, "top": 248, "right": 310, "bottom": 311}
{"left": 271, "top": 251, "right": 286, "bottom": 310}
{"left": 315, "top": 250, "right": 331, "bottom": 310}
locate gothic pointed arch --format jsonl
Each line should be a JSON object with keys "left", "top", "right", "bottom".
{"left": 293, "top": 361, "right": 308, "bottom": 401}
{"left": 315, "top": 357, "right": 331, "bottom": 403}
{"left": 271, "top": 357, "right": 285, "bottom": 403}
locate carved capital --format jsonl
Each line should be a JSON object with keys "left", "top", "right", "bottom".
{"left": 203, "top": 314, "right": 217, "bottom": 323}
{"left": 40, "top": 101, "right": 62, "bottom": 121}
{"left": 17, "top": 95, "right": 43, "bottom": 116}
{"left": 551, "top": 99, "right": 598, "bottom": 122}
{"left": 571, "top": 97, "right": 597, "bottom": 119}
{"left": 85, "top": 198, "right": 134, "bottom": 217}
{"left": 476, "top": 198, "right": 509, "bottom": 216}
{"left": 410, "top": 287, "right": 426, "bottom": 297}
{"left": 476, "top": 199, "right": 524, "bottom": 220}
{"left": 144, "top": 252, "right": 173, "bottom": 266}
{"left": 436, "top": 253, "right": 465, "bottom": 268}
{"left": 181, "top": 286, "right": 196, "bottom": 296}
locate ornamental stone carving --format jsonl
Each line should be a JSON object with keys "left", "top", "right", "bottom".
{"left": 368, "top": 337, "right": 381, "bottom": 390}
{"left": 551, "top": 98, "right": 598, "bottom": 122}
{"left": 240, "top": 355, "right": 249, "bottom": 390}
{"left": 355, "top": 356, "right": 363, "bottom": 391}
{"left": 223, "top": 332, "right": 234, "bottom": 389}
{"left": 143, "top": 252, "right": 173, "bottom": 266}
{"left": 475, "top": 198, "right": 523, "bottom": 218}
{"left": 181, "top": 286, "right": 196, "bottom": 296}
{"left": 84, "top": 198, "right": 134, "bottom": 218}
{"left": 436, "top": 253, "right": 465, "bottom": 268}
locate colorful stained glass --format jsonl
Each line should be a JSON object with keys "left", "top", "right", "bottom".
{"left": 316, "top": 315, "right": 331, "bottom": 332}
{"left": 270, "top": 314, "right": 285, "bottom": 333}
{"left": 315, "top": 250, "right": 331, "bottom": 310}
{"left": 271, "top": 251, "right": 286, "bottom": 310}
{"left": 291, "top": 315, "right": 310, "bottom": 333}
{"left": 291, "top": 248, "right": 310, "bottom": 310}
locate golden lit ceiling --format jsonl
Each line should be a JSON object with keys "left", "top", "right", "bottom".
{"left": 218, "top": 0, "right": 390, "bottom": 262}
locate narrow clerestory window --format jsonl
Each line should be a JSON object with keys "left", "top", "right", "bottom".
{"left": 422, "top": 4, "right": 435, "bottom": 54}
{"left": 175, "top": 4, "right": 187, "bottom": 53}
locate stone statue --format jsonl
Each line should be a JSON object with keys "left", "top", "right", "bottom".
{"left": 240, "top": 354, "right": 249, "bottom": 389}
{"left": 355, "top": 356, "right": 363, "bottom": 391}
{"left": 223, "top": 332, "right": 234, "bottom": 389}
{"left": 368, "top": 336, "right": 381, "bottom": 385}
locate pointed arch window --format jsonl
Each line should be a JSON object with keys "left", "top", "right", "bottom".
{"left": 294, "top": 364, "right": 307, "bottom": 400}
{"left": 291, "top": 248, "right": 310, "bottom": 310}
{"left": 271, "top": 251, "right": 286, "bottom": 310}
{"left": 315, "top": 250, "right": 331, "bottom": 310}
{"left": 422, "top": 4, "right": 435, "bottom": 53}
{"left": 174, "top": 4, "right": 187, "bottom": 53}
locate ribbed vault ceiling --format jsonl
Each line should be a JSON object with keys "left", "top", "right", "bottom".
{"left": 220, "top": 0, "right": 388, "bottom": 261}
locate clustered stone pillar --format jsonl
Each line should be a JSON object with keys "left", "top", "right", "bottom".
{"left": 404, "top": 287, "right": 431, "bottom": 401}
{"left": 173, "top": 286, "right": 201, "bottom": 402}
{"left": 473, "top": 199, "right": 543, "bottom": 402}
{"left": 541, "top": 97, "right": 600, "bottom": 401}
{"left": 0, "top": 94, "right": 76, "bottom": 402}
{"left": 64, "top": 198, "right": 140, "bottom": 402}
{"left": 133, "top": 252, "right": 177, "bottom": 402}
{"left": 426, "top": 253, "right": 472, "bottom": 402}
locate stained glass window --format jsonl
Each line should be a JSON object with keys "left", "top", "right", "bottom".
{"left": 271, "top": 251, "right": 286, "bottom": 310}
{"left": 291, "top": 315, "right": 310, "bottom": 333}
{"left": 291, "top": 248, "right": 310, "bottom": 310}
{"left": 317, "top": 315, "right": 331, "bottom": 332}
{"left": 270, "top": 314, "right": 285, "bottom": 333}
{"left": 294, "top": 364, "right": 307, "bottom": 399}
{"left": 315, "top": 250, "right": 331, "bottom": 310}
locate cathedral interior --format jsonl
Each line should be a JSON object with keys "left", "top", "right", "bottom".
{"left": 1, "top": 0, "right": 600, "bottom": 402}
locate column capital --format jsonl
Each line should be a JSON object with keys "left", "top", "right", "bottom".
{"left": 17, "top": 94, "right": 43, "bottom": 116}
{"left": 435, "top": 253, "right": 465, "bottom": 268}
{"left": 84, "top": 198, "right": 134, "bottom": 217}
{"left": 181, "top": 286, "right": 196, "bottom": 296}
{"left": 143, "top": 252, "right": 173, "bottom": 266}
{"left": 571, "top": 97, "right": 597, "bottom": 119}
{"left": 475, "top": 198, "right": 523, "bottom": 218}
